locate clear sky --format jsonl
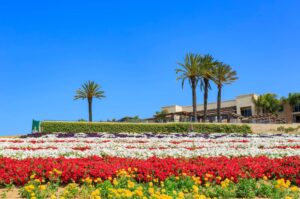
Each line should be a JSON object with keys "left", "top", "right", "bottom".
{"left": 0, "top": 0, "right": 299, "bottom": 135}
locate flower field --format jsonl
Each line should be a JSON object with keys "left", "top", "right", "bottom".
{"left": 1, "top": 133, "right": 300, "bottom": 199}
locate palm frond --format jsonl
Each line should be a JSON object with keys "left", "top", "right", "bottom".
{"left": 74, "top": 80, "right": 105, "bottom": 101}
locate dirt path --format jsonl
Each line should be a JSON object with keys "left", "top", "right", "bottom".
{"left": 0, "top": 188, "right": 21, "bottom": 199}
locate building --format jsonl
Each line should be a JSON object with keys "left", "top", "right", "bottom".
{"left": 160, "top": 94, "right": 299, "bottom": 123}
{"left": 294, "top": 105, "right": 300, "bottom": 123}
{"left": 278, "top": 103, "right": 300, "bottom": 123}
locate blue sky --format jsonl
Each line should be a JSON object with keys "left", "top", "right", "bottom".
{"left": 0, "top": 0, "right": 299, "bottom": 135}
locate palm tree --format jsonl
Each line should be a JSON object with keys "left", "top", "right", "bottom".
{"left": 198, "top": 54, "right": 216, "bottom": 122}
{"left": 211, "top": 62, "right": 238, "bottom": 122}
{"left": 282, "top": 93, "right": 300, "bottom": 108}
{"left": 253, "top": 93, "right": 280, "bottom": 114}
{"left": 74, "top": 80, "right": 105, "bottom": 122}
{"left": 176, "top": 53, "right": 201, "bottom": 122}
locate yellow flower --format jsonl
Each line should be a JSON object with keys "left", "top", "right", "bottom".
{"left": 285, "top": 197, "right": 292, "bottom": 199}
{"left": 177, "top": 192, "right": 184, "bottom": 199}
{"left": 127, "top": 180, "right": 135, "bottom": 189}
{"left": 39, "top": 185, "right": 46, "bottom": 191}
{"left": 291, "top": 185, "right": 298, "bottom": 192}
{"left": 92, "top": 189, "right": 100, "bottom": 196}
{"left": 30, "top": 174, "right": 36, "bottom": 179}
{"left": 263, "top": 175, "right": 268, "bottom": 181}
{"left": 113, "top": 179, "right": 118, "bottom": 186}
{"left": 148, "top": 188, "right": 155, "bottom": 195}
{"left": 135, "top": 189, "right": 143, "bottom": 196}
{"left": 124, "top": 189, "right": 133, "bottom": 198}
{"left": 221, "top": 178, "right": 231, "bottom": 188}
{"left": 192, "top": 185, "right": 199, "bottom": 193}
{"left": 275, "top": 178, "right": 291, "bottom": 189}
{"left": 194, "top": 194, "right": 207, "bottom": 199}
{"left": 50, "top": 195, "right": 56, "bottom": 199}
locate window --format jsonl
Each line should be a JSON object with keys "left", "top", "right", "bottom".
{"left": 241, "top": 107, "right": 252, "bottom": 117}
{"left": 295, "top": 116, "right": 300, "bottom": 123}
{"left": 294, "top": 104, "right": 300, "bottom": 112}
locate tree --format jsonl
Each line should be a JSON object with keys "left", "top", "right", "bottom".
{"left": 119, "top": 116, "right": 141, "bottom": 123}
{"left": 253, "top": 93, "right": 281, "bottom": 114}
{"left": 282, "top": 93, "right": 300, "bottom": 108}
{"left": 198, "top": 54, "right": 216, "bottom": 122}
{"left": 155, "top": 110, "right": 168, "bottom": 122}
{"left": 176, "top": 53, "right": 201, "bottom": 122}
{"left": 74, "top": 80, "right": 105, "bottom": 122}
{"left": 211, "top": 62, "right": 238, "bottom": 122}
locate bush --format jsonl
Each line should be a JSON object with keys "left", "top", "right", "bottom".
{"left": 40, "top": 121, "right": 252, "bottom": 134}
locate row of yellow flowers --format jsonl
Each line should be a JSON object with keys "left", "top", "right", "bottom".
{"left": 18, "top": 168, "right": 300, "bottom": 199}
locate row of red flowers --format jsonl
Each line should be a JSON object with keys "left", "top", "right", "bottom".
{"left": 1, "top": 156, "right": 300, "bottom": 186}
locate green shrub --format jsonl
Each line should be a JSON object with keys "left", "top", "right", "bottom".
{"left": 236, "top": 178, "right": 257, "bottom": 198}
{"left": 277, "top": 126, "right": 299, "bottom": 133}
{"left": 40, "top": 121, "right": 251, "bottom": 134}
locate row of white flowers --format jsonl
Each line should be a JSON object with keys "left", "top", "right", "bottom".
{"left": 1, "top": 133, "right": 300, "bottom": 159}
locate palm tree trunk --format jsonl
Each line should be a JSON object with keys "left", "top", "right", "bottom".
{"left": 88, "top": 99, "right": 92, "bottom": 122}
{"left": 217, "top": 86, "right": 222, "bottom": 122}
{"left": 203, "top": 78, "right": 209, "bottom": 122}
{"left": 191, "top": 80, "right": 197, "bottom": 122}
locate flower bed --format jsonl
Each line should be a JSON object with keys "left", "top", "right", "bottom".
{"left": 2, "top": 133, "right": 300, "bottom": 158}
{"left": 2, "top": 156, "right": 300, "bottom": 186}
{"left": 1, "top": 133, "right": 300, "bottom": 198}
{"left": 18, "top": 169, "right": 300, "bottom": 199}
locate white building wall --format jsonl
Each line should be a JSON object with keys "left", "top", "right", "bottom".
{"left": 180, "top": 100, "right": 236, "bottom": 112}
{"left": 235, "top": 94, "right": 257, "bottom": 115}
{"left": 161, "top": 94, "right": 258, "bottom": 116}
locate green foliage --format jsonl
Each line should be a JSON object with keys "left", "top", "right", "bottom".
{"left": 74, "top": 80, "right": 105, "bottom": 101}
{"left": 154, "top": 110, "right": 169, "bottom": 122}
{"left": 40, "top": 122, "right": 252, "bottom": 134}
{"left": 282, "top": 93, "right": 300, "bottom": 106}
{"left": 253, "top": 93, "right": 281, "bottom": 114}
{"left": 118, "top": 116, "right": 141, "bottom": 123}
{"left": 236, "top": 178, "right": 257, "bottom": 198}
{"left": 211, "top": 62, "right": 238, "bottom": 88}
{"left": 277, "top": 126, "right": 300, "bottom": 133}
{"left": 175, "top": 53, "right": 201, "bottom": 89}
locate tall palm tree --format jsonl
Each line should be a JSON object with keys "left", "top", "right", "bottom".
{"left": 198, "top": 54, "right": 216, "bottom": 122}
{"left": 176, "top": 53, "right": 201, "bottom": 122}
{"left": 74, "top": 81, "right": 105, "bottom": 122}
{"left": 211, "top": 62, "right": 238, "bottom": 122}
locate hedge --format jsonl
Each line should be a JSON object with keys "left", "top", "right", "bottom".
{"left": 41, "top": 121, "right": 252, "bottom": 134}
